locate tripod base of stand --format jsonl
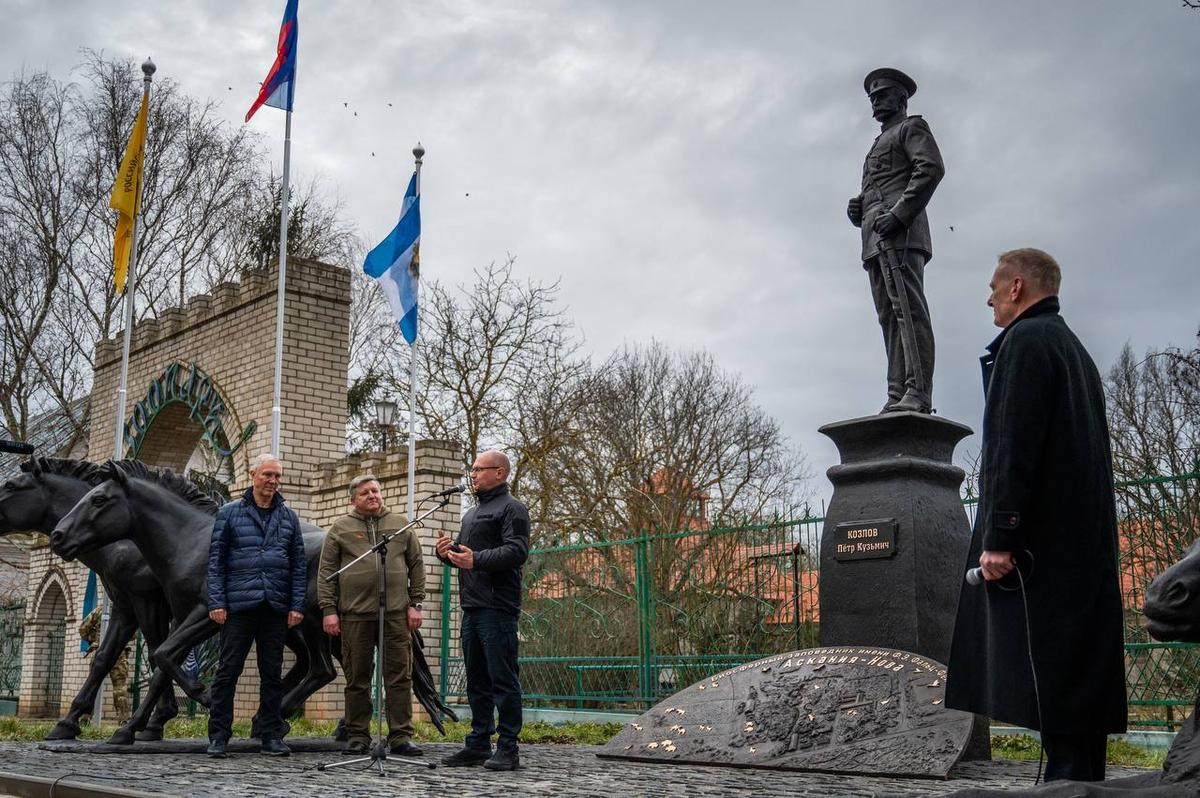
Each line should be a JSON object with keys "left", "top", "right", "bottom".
{"left": 318, "top": 740, "right": 436, "bottom": 773}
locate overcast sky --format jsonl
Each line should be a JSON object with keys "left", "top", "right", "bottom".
{"left": 4, "top": 1, "right": 1198, "bottom": 506}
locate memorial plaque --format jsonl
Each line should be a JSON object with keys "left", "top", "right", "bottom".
{"left": 597, "top": 647, "right": 972, "bottom": 779}
{"left": 832, "top": 518, "right": 897, "bottom": 561}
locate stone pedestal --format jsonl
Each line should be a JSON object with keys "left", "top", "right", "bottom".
{"left": 817, "top": 412, "right": 972, "bottom": 665}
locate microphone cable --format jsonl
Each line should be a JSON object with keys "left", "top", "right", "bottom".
{"left": 1014, "top": 565, "right": 1046, "bottom": 785}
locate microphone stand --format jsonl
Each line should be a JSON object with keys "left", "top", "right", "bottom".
{"left": 318, "top": 495, "right": 451, "bottom": 776}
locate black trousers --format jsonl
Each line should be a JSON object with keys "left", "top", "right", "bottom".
{"left": 462, "top": 608, "right": 523, "bottom": 753}
{"left": 1042, "top": 732, "right": 1107, "bottom": 782}
{"left": 207, "top": 604, "right": 288, "bottom": 743}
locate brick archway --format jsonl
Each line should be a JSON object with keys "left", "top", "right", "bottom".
{"left": 20, "top": 571, "right": 70, "bottom": 717}
{"left": 132, "top": 402, "right": 208, "bottom": 472}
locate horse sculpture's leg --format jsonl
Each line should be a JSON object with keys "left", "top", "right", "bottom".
{"left": 278, "top": 613, "right": 339, "bottom": 723}
{"left": 109, "top": 610, "right": 217, "bottom": 745}
{"left": 45, "top": 605, "right": 138, "bottom": 740}
{"left": 134, "top": 604, "right": 181, "bottom": 742}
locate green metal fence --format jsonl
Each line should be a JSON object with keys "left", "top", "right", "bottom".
{"left": 439, "top": 471, "right": 1199, "bottom": 728}
{"left": 0, "top": 603, "right": 24, "bottom": 707}
{"left": 439, "top": 516, "right": 824, "bottom": 710}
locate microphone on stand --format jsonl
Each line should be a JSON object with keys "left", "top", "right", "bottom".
{"left": 429, "top": 484, "right": 467, "bottom": 498}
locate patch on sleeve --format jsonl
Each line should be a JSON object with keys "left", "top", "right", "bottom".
{"left": 994, "top": 510, "right": 1021, "bottom": 530}
{"left": 512, "top": 515, "right": 530, "bottom": 539}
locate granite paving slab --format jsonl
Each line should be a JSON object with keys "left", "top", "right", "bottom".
{"left": 0, "top": 740, "right": 1156, "bottom": 797}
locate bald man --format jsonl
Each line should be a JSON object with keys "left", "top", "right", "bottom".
{"left": 435, "top": 450, "right": 530, "bottom": 771}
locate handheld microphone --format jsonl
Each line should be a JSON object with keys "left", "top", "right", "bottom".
{"left": 429, "top": 484, "right": 467, "bottom": 498}
{"left": 964, "top": 550, "right": 1034, "bottom": 589}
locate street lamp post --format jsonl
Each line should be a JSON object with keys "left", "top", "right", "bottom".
{"left": 374, "top": 399, "right": 397, "bottom": 452}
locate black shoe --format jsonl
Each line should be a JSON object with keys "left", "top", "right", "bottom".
{"left": 343, "top": 740, "right": 369, "bottom": 754}
{"left": 483, "top": 748, "right": 520, "bottom": 771}
{"left": 260, "top": 738, "right": 291, "bottom": 756}
{"left": 391, "top": 740, "right": 423, "bottom": 756}
{"left": 206, "top": 738, "right": 227, "bottom": 758}
{"left": 442, "top": 747, "right": 492, "bottom": 767}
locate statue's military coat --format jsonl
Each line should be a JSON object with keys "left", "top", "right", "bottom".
{"left": 855, "top": 115, "right": 944, "bottom": 261}
{"left": 945, "top": 297, "right": 1128, "bottom": 735}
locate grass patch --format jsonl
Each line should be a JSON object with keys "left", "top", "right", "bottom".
{"left": 0, "top": 716, "right": 624, "bottom": 746}
{"left": 991, "top": 734, "right": 1167, "bottom": 769}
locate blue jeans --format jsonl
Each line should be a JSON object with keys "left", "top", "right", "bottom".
{"left": 207, "top": 604, "right": 287, "bottom": 742}
{"left": 462, "top": 608, "right": 523, "bottom": 752}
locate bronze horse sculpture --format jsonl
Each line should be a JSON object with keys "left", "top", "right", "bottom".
{"left": 0, "top": 458, "right": 179, "bottom": 740}
{"left": 1143, "top": 536, "right": 1200, "bottom": 786}
{"left": 50, "top": 459, "right": 456, "bottom": 744}
{"left": 50, "top": 460, "right": 339, "bottom": 745}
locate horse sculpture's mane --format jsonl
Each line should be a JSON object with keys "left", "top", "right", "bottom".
{"left": 20, "top": 457, "right": 106, "bottom": 484}
{"left": 103, "top": 459, "right": 221, "bottom": 514}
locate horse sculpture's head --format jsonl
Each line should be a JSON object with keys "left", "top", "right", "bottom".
{"left": 49, "top": 464, "right": 135, "bottom": 562}
{"left": 1143, "top": 538, "right": 1200, "bottom": 643}
{"left": 0, "top": 457, "right": 99, "bottom": 534}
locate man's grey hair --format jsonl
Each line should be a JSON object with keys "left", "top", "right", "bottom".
{"left": 349, "top": 474, "right": 380, "bottom": 497}
{"left": 250, "top": 453, "right": 281, "bottom": 471}
{"left": 997, "top": 247, "right": 1062, "bottom": 295}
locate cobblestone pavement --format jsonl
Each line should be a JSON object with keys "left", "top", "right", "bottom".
{"left": 0, "top": 740, "right": 1154, "bottom": 797}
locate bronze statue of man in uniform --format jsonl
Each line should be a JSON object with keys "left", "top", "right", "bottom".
{"left": 847, "top": 67, "right": 945, "bottom": 413}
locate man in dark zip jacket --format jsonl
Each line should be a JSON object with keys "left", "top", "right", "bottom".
{"left": 435, "top": 450, "right": 530, "bottom": 771}
{"left": 946, "top": 249, "right": 1127, "bottom": 782}
{"left": 205, "top": 453, "right": 307, "bottom": 758}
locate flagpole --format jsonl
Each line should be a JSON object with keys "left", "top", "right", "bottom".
{"left": 408, "top": 142, "right": 424, "bottom": 523}
{"left": 101, "top": 56, "right": 155, "bottom": 726}
{"left": 270, "top": 109, "right": 293, "bottom": 456}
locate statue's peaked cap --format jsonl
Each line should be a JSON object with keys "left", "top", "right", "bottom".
{"left": 864, "top": 67, "right": 917, "bottom": 98}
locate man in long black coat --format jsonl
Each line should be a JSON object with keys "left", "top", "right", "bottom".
{"left": 946, "top": 248, "right": 1127, "bottom": 782}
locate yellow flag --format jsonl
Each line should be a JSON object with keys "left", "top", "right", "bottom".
{"left": 109, "top": 93, "right": 148, "bottom": 293}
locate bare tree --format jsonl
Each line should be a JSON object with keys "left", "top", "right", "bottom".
{"left": 0, "top": 70, "right": 88, "bottom": 440}
{"left": 374, "top": 258, "right": 580, "bottom": 460}
{"left": 0, "top": 54, "right": 346, "bottom": 445}
{"left": 523, "top": 341, "right": 809, "bottom": 544}
{"left": 1106, "top": 337, "right": 1200, "bottom": 640}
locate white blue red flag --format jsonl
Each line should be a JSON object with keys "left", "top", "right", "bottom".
{"left": 246, "top": 0, "right": 298, "bottom": 122}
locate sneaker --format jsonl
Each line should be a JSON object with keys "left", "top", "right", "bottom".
{"left": 391, "top": 740, "right": 423, "bottom": 756}
{"left": 206, "top": 738, "right": 228, "bottom": 758}
{"left": 343, "top": 740, "right": 369, "bottom": 754}
{"left": 260, "top": 738, "right": 291, "bottom": 756}
{"left": 442, "top": 747, "right": 492, "bottom": 767}
{"left": 483, "top": 748, "right": 520, "bottom": 771}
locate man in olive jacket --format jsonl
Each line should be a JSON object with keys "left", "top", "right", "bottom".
{"left": 435, "top": 450, "right": 530, "bottom": 771}
{"left": 318, "top": 475, "right": 425, "bottom": 755}
{"left": 946, "top": 249, "right": 1127, "bottom": 782}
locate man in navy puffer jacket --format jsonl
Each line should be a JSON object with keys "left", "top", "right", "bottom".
{"left": 205, "top": 453, "right": 307, "bottom": 758}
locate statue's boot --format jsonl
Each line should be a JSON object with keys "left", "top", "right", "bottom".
{"left": 885, "top": 391, "right": 930, "bottom": 413}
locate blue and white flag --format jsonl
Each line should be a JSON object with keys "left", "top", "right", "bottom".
{"left": 364, "top": 173, "right": 420, "bottom": 344}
